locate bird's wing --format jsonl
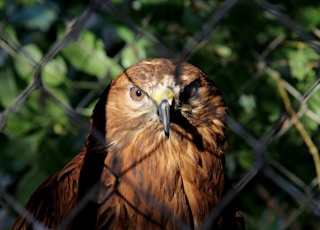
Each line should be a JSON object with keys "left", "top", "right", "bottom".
{"left": 12, "top": 151, "right": 85, "bottom": 230}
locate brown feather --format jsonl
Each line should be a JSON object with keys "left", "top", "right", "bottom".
{"left": 12, "top": 59, "right": 244, "bottom": 230}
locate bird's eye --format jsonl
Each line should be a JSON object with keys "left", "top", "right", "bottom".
{"left": 180, "top": 81, "right": 199, "bottom": 102}
{"left": 130, "top": 87, "right": 145, "bottom": 101}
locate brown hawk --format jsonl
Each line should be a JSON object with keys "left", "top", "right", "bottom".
{"left": 12, "top": 59, "right": 245, "bottom": 229}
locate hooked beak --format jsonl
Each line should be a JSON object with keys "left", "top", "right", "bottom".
{"left": 155, "top": 88, "right": 174, "bottom": 139}
{"left": 158, "top": 100, "right": 171, "bottom": 138}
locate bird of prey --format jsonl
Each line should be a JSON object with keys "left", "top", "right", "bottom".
{"left": 12, "top": 59, "right": 244, "bottom": 230}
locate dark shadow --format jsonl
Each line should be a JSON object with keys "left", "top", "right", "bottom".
{"left": 70, "top": 86, "right": 111, "bottom": 230}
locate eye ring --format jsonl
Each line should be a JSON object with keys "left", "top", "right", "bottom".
{"left": 130, "top": 87, "right": 145, "bottom": 101}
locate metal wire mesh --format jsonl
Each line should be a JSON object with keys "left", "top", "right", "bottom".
{"left": 0, "top": 0, "right": 319, "bottom": 229}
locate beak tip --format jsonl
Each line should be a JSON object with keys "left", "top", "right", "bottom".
{"left": 164, "top": 130, "right": 169, "bottom": 139}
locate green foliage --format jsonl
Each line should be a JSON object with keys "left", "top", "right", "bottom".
{"left": 0, "top": 0, "right": 319, "bottom": 229}
{"left": 60, "top": 30, "right": 122, "bottom": 79}
{"left": 287, "top": 46, "right": 318, "bottom": 80}
{"left": 10, "top": 3, "right": 57, "bottom": 31}
{"left": 0, "top": 68, "right": 18, "bottom": 107}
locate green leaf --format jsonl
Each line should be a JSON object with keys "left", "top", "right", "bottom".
{"left": 14, "top": 44, "right": 42, "bottom": 82}
{"left": 287, "top": 46, "right": 318, "bottom": 80}
{"left": 117, "top": 27, "right": 135, "bottom": 42}
{"left": 11, "top": 3, "right": 57, "bottom": 31}
{"left": 16, "top": 167, "right": 48, "bottom": 204}
{"left": 0, "top": 68, "right": 18, "bottom": 107}
{"left": 121, "top": 38, "right": 148, "bottom": 68}
{"left": 300, "top": 115, "right": 318, "bottom": 132}
{"left": 239, "top": 94, "right": 256, "bottom": 114}
{"left": 214, "top": 44, "right": 233, "bottom": 58}
{"left": 237, "top": 151, "right": 254, "bottom": 170}
{"left": 6, "top": 112, "right": 35, "bottom": 137}
{"left": 288, "top": 49, "right": 305, "bottom": 80}
{"left": 4, "top": 26, "right": 19, "bottom": 43}
{"left": 61, "top": 30, "right": 122, "bottom": 79}
{"left": 297, "top": 6, "right": 320, "bottom": 30}
{"left": 43, "top": 56, "right": 67, "bottom": 86}
{"left": 45, "top": 87, "right": 70, "bottom": 107}
{"left": 44, "top": 94, "right": 69, "bottom": 124}
{"left": 3, "top": 131, "right": 45, "bottom": 162}
{"left": 308, "top": 92, "right": 320, "bottom": 116}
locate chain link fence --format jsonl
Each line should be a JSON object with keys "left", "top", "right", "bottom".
{"left": 0, "top": 0, "right": 319, "bottom": 229}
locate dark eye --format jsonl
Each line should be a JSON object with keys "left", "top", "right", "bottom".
{"left": 180, "top": 81, "right": 199, "bottom": 102}
{"left": 130, "top": 87, "right": 145, "bottom": 101}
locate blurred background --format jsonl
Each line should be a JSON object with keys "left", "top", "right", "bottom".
{"left": 0, "top": 0, "right": 319, "bottom": 229}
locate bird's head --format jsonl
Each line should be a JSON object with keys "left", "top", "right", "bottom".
{"left": 90, "top": 59, "right": 226, "bottom": 152}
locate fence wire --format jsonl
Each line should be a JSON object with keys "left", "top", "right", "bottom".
{"left": 0, "top": 0, "right": 319, "bottom": 229}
